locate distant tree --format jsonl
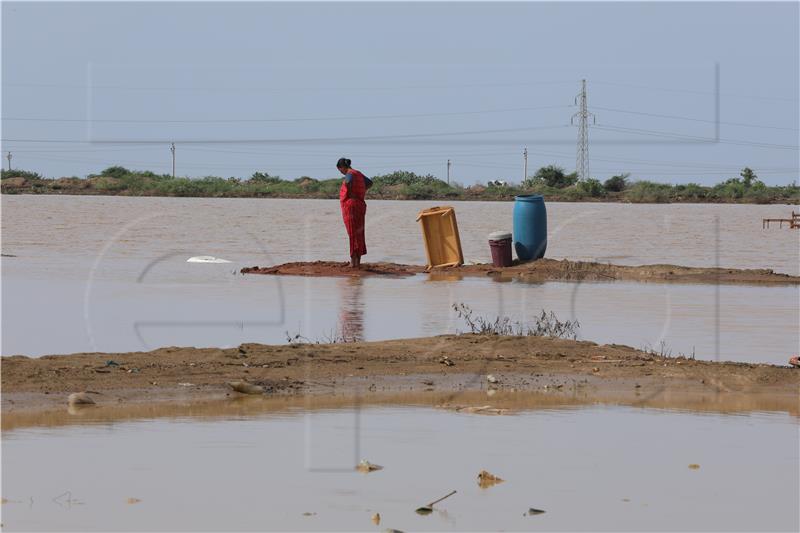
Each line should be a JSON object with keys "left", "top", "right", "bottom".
{"left": 740, "top": 167, "right": 757, "bottom": 188}
{"left": 249, "top": 171, "right": 282, "bottom": 183}
{"left": 98, "top": 166, "right": 131, "bottom": 179}
{"left": 526, "top": 165, "right": 577, "bottom": 188}
{"left": 603, "top": 173, "right": 629, "bottom": 192}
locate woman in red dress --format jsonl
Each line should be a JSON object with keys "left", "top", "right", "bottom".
{"left": 337, "top": 157, "right": 372, "bottom": 268}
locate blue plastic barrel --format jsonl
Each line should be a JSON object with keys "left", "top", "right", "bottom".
{"left": 513, "top": 195, "right": 547, "bottom": 261}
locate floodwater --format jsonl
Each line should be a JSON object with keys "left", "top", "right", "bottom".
{"left": 2, "top": 195, "right": 798, "bottom": 533}
{"left": 1, "top": 196, "right": 798, "bottom": 363}
{"left": 2, "top": 399, "right": 798, "bottom": 531}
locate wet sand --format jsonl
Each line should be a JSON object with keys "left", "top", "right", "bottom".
{"left": 241, "top": 259, "right": 800, "bottom": 285}
{"left": 3, "top": 334, "right": 798, "bottom": 418}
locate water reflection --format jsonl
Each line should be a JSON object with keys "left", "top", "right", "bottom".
{"left": 3, "top": 401, "right": 798, "bottom": 532}
{"left": 338, "top": 277, "right": 364, "bottom": 342}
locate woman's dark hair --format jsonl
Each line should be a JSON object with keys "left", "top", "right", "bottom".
{"left": 336, "top": 157, "right": 352, "bottom": 169}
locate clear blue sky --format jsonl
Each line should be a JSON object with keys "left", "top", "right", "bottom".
{"left": 2, "top": 1, "right": 798, "bottom": 185}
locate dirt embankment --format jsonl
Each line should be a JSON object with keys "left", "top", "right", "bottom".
{"left": 241, "top": 259, "right": 799, "bottom": 285}
{"left": 3, "top": 335, "right": 798, "bottom": 418}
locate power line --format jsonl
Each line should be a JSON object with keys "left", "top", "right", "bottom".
{"left": 594, "top": 105, "right": 799, "bottom": 132}
{"left": 1, "top": 104, "right": 571, "bottom": 124}
{"left": 3, "top": 79, "right": 576, "bottom": 92}
{"left": 595, "top": 124, "right": 800, "bottom": 150}
{"left": 0, "top": 124, "right": 572, "bottom": 145}
{"left": 592, "top": 80, "right": 798, "bottom": 103}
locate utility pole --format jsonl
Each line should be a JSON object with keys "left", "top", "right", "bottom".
{"left": 5, "top": 151, "right": 11, "bottom": 171}
{"left": 571, "top": 79, "right": 595, "bottom": 182}
{"left": 523, "top": 147, "right": 528, "bottom": 183}
{"left": 446, "top": 159, "right": 451, "bottom": 185}
{"left": 170, "top": 142, "right": 176, "bottom": 178}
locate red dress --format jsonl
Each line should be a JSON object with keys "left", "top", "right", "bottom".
{"left": 340, "top": 169, "right": 368, "bottom": 257}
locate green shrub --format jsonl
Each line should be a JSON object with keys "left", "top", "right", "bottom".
{"left": 248, "top": 171, "right": 282, "bottom": 184}
{"left": 95, "top": 166, "right": 131, "bottom": 179}
{"left": 625, "top": 180, "right": 672, "bottom": 203}
{"left": 577, "top": 178, "right": 605, "bottom": 197}
{"left": 1, "top": 169, "right": 42, "bottom": 180}
{"left": 372, "top": 170, "right": 442, "bottom": 186}
{"left": 603, "top": 173, "right": 629, "bottom": 192}
{"left": 524, "top": 165, "right": 578, "bottom": 189}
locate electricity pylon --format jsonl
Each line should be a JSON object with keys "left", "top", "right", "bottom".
{"left": 571, "top": 79, "right": 596, "bottom": 181}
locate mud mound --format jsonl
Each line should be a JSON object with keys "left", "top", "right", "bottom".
{"left": 241, "top": 259, "right": 799, "bottom": 285}
{"left": 241, "top": 261, "right": 426, "bottom": 277}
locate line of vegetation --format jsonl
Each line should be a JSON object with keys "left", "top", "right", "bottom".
{"left": 1, "top": 165, "right": 797, "bottom": 204}
{"left": 452, "top": 303, "right": 580, "bottom": 340}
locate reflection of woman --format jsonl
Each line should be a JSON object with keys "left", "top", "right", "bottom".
{"left": 337, "top": 157, "right": 372, "bottom": 268}
{"left": 338, "top": 276, "right": 364, "bottom": 342}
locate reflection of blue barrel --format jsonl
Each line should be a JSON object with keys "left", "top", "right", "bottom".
{"left": 513, "top": 195, "right": 547, "bottom": 261}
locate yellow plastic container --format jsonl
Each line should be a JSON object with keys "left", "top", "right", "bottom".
{"left": 416, "top": 206, "right": 464, "bottom": 268}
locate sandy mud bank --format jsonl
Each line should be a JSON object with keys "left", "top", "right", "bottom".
{"left": 241, "top": 259, "right": 799, "bottom": 285}
{"left": 3, "top": 335, "right": 798, "bottom": 421}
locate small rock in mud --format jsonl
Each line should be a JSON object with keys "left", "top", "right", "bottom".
{"left": 67, "top": 392, "right": 95, "bottom": 406}
{"left": 477, "top": 470, "right": 504, "bottom": 489}
{"left": 371, "top": 513, "right": 381, "bottom": 525}
{"left": 439, "top": 356, "right": 455, "bottom": 366}
{"left": 227, "top": 381, "right": 264, "bottom": 395}
{"left": 486, "top": 374, "right": 498, "bottom": 384}
{"left": 356, "top": 460, "right": 383, "bottom": 473}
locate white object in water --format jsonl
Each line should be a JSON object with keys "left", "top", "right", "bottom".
{"left": 187, "top": 256, "right": 232, "bottom": 264}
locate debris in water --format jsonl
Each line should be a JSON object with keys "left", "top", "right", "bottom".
{"left": 688, "top": 463, "right": 701, "bottom": 470}
{"left": 105, "top": 359, "right": 120, "bottom": 367}
{"left": 227, "top": 381, "right": 264, "bottom": 395}
{"left": 187, "top": 256, "right": 232, "bottom": 264}
{"left": 302, "top": 512, "right": 316, "bottom": 516}
{"left": 415, "top": 490, "right": 456, "bottom": 515}
{"left": 527, "top": 508, "right": 546, "bottom": 515}
{"left": 486, "top": 374, "right": 498, "bottom": 384}
{"left": 371, "top": 513, "right": 381, "bottom": 525}
{"left": 452, "top": 405, "right": 509, "bottom": 415}
{"left": 382, "top": 529, "right": 404, "bottom": 533}
{"left": 477, "top": 470, "right": 505, "bottom": 489}
{"left": 126, "top": 498, "right": 141, "bottom": 504}
{"left": 789, "top": 355, "right": 799, "bottom": 368}
{"left": 356, "top": 460, "right": 383, "bottom": 473}
{"left": 67, "top": 392, "right": 95, "bottom": 406}
{"left": 178, "top": 382, "right": 195, "bottom": 387}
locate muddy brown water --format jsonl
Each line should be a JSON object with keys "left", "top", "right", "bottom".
{"left": 1, "top": 196, "right": 798, "bottom": 363}
{"left": 2, "top": 400, "right": 798, "bottom": 531}
{"left": 1, "top": 194, "right": 797, "bottom": 533}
